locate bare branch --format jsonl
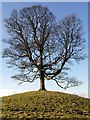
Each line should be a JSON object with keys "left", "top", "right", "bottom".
{"left": 3, "top": 6, "right": 86, "bottom": 90}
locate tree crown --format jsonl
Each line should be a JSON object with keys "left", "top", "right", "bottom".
{"left": 3, "top": 5, "right": 86, "bottom": 90}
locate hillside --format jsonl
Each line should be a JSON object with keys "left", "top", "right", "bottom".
{"left": 2, "top": 91, "right": 90, "bottom": 119}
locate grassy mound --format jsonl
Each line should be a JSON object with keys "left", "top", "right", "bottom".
{"left": 2, "top": 91, "right": 90, "bottom": 119}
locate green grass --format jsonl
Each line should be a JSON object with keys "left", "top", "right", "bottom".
{"left": 2, "top": 91, "right": 90, "bottom": 119}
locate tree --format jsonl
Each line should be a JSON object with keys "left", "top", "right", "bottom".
{"left": 3, "top": 5, "right": 86, "bottom": 90}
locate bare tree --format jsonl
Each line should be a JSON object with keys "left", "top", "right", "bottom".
{"left": 3, "top": 5, "right": 86, "bottom": 90}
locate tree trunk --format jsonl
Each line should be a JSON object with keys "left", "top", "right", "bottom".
{"left": 39, "top": 48, "right": 46, "bottom": 90}
{"left": 39, "top": 59, "right": 46, "bottom": 90}
{"left": 40, "top": 77, "right": 46, "bottom": 90}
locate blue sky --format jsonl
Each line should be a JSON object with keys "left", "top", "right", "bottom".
{"left": 1, "top": 2, "right": 88, "bottom": 97}
{"left": 0, "top": 0, "right": 89, "bottom": 2}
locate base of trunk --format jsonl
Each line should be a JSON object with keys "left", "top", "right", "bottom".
{"left": 39, "top": 88, "right": 46, "bottom": 91}
{"left": 40, "top": 78, "right": 46, "bottom": 91}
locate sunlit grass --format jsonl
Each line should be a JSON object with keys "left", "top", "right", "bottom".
{"left": 2, "top": 91, "right": 90, "bottom": 119}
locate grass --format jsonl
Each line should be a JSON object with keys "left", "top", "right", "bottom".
{"left": 2, "top": 90, "right": 90, "bottom": 119}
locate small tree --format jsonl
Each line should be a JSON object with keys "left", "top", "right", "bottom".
{"left": 3, "top": 5, "right": 86, "bottom": 90}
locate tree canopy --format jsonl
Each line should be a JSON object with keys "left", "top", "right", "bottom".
{"left": 3, "top": 5, "right": 86, "bottom": 90}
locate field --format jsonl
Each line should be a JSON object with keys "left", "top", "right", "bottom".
{"left": 2, "top": 91, "right": 90, "bottom": 119}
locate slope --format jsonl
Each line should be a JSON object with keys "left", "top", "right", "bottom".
{"left": 2, "top": 91, "right": 90, "bottom": 119}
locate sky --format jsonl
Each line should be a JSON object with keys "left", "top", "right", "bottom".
{"left": 88, "top": 2, "right": 90, "bottom": 98}
{"left": 0, "top": 0, "right": 89, "bottom": 2}
{"left": 1, "top": 2, "right": 88, "bottom": 98}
